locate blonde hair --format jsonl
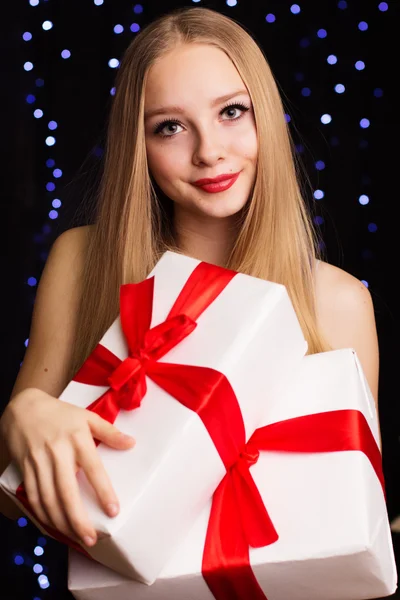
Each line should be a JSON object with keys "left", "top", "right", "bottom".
{"left": 67, "top": 6, "right": 329, "bottom": 382}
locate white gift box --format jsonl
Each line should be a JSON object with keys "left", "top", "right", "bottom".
{"left": 68, "top": 349, "right": 398, "bottom": 600}
{"left": 0, "top": 251, "right": 306, "bottom": 585}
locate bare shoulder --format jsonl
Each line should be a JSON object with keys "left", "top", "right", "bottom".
{"left": 9, "top": 225, "right": 95, "bottom": 401}
{"left": 315, "top": 260, "right": 379, "bottom": 403}
{"left": 315, "top": 260, "right": 375, "bottom": 322}
{"left": 54, "top": 223, "right": 95, "bottom": 251}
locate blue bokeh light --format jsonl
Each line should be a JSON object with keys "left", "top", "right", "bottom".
{"left": 299, "top": 37, "right": 311, "bottom": 48}
{"left": 265, "top": 13, "right": 276, "bottom": 23}
{"left": 23, "top": 32, "right": 33, "bottom": 41}
{"left": 359, "top": 195, "right": 370, "bottom": 205}
{"left": 321, "top": 114, "right": 332, "bottom": 124}
{"left": 33, "top": 564, "right": 44, "bottom": 574}
{"left": 38, "top": 574, "right": 50, "bottom": 589}
{"left": 290, "top": 4, "right": 301, "bottom": 14}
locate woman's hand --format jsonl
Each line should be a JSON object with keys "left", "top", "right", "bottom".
{"left": 0, "top": 387, "right": 135, "bottom": 547}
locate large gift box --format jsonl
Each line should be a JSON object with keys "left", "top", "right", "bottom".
{"left": 68, "top": 349, "right": 398, "bottom": 600}
{"left": 0, "top": 251, "right": 306, "bottom": 585}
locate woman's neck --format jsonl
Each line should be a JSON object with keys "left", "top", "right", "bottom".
{"left": 173, "top": 207, "right": 240, "bottom": 267}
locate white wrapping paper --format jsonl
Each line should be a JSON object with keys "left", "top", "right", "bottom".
{"left": 0, "top": 251, "right": 306, "bottom": 585}
{"left": 68, "top": 349, "right": 398, "bottom": 600}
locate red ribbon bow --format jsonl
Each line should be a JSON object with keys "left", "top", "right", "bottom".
{"left": 202, "top": 408, "right": 386, "bottom": 600}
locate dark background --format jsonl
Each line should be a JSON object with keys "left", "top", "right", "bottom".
{"left": 0, "top": 0, "right": 399, "bottom": 598}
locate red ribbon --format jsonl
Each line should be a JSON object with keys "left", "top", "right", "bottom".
{"left": 202, "top": 408, "right": 386, "bottom": 600}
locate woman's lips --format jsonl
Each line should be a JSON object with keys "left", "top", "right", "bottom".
{"left": 192, "top": 172, "right": 241, "bottom": 193}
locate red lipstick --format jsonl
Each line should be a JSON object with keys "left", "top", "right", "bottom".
{"left": 192, "top": 171, "right": 241, "bottom": 194}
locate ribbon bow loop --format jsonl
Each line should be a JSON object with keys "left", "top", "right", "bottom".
{"left": 143, "top": 313, "right": 197, "bottom": 361}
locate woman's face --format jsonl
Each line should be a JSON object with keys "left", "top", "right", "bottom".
{"left": 144, "top": 43, "right": 258, "bottom": 220}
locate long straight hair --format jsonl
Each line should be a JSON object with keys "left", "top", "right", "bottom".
{"left": 66, "top": 7, "right": 329, "bottom": 383}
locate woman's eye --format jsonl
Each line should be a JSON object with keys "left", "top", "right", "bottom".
{"left": 153, "top": 102, "right": 250, "bottom": 138}
{"left": 155, "top": 121, "right": 184, "bottom": 138}
{"left": 221, "top": 103, "right": 249, "bottom": 120}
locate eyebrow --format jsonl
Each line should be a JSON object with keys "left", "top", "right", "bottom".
{"left": 144, "top": 89, "right": 249, "bottom": 121}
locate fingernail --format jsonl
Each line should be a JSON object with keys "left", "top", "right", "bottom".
{"left": 107, "top": 503, "right": 119, "bottom": 517}
{"left": 82, "top": 535, "right": 96, "bottom": 547}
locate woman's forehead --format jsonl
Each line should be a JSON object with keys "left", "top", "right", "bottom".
{"left": 144, "top": 45, "right": 246, "bottom": 111}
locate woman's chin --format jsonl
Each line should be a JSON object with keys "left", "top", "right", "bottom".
{"left": 187, "top": 195, "right": 248, "bottom": 219}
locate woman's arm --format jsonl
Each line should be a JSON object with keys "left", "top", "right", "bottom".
{"left": 315, "top": 261, "right": 380, "bottom": 442}
{"left": 0, "top": 225, "right": 134, "bottom": 546}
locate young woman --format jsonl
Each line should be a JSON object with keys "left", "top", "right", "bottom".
{"left": 0, "top": 6, "right": 379, "bottom": 554}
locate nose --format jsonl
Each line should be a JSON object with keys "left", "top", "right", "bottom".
{"left": 192, "top": 125, "right": 226, "bottom": 166}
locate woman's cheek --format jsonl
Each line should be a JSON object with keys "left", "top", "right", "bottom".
{"left": 232, "top": 128, "right": 258, "bottom": 158}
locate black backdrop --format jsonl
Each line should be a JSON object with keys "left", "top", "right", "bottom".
{"left": 1, "top": 1, "right": 399, "bottom": 598}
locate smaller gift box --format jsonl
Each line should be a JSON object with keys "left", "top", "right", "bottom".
{"left": 0, "top": 251, "right": 306, "bottom": 585}
{"left": 67, "top": 349, "right": 397, "bottom": 600}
